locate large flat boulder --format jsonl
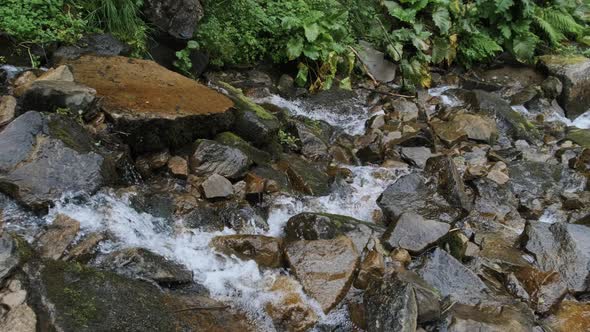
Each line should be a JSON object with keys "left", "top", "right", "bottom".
{"left": 0, "top": 111, "right": 116, "bottom": 210}
{"left": 65, "top": 55, "right": 235, "bottom": 153}
{"left": 539, "top": 55, "right": 590, "bottom": 120}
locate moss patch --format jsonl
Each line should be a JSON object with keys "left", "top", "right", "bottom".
{"left": 219, "top": 82, "right": 277, "bottom": 120}
{"left": 566, "top": 128, "right": 590, "bottom": 148}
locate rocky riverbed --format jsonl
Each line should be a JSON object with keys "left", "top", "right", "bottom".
{"left": 1, "top": 48, "right": 590, "bottom": 331}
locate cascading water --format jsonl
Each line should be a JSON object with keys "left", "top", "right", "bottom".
{"left": 2, "top": 92, "right": 407, "bottom": 330}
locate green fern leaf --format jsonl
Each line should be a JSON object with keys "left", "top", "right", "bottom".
{"left": 432, "top": 6, "right": 451, "bottom": 34}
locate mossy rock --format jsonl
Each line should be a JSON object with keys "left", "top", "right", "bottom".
{"left": 215, "top": 131, "right": 272, "bottom": 165}
{"left": 277, "top": 155, "right": 332, "bottom": 196}
{"left": 566, "top": 128, "right": 590, "bottom": 148}
{"left": 25, "top": 259, "right": 253, "bottom": 331}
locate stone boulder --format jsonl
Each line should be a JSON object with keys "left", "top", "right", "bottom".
{"left": 377, "top": 173, "right": 462, "bottom": 224}
{"left": 23, "top": 260, "right": 253, "bottom": 332}
{"left": 143, "top": 0, "right": 203, "bottom": 40}
{"left": 521, "top": 221, "right": 590, "bottom": 292}
{"left": 210, "top": 235, "right": 283, "bottom": 268}
{"left": 190, "top": 139, "right": 252, "bottom": 179}
{"left": 418, "top": 248, "right": 490, "bottom": 305}
{"left": 539, "top": 55, "right": 590, "bottom": 119}
{"left": 0, "top": 95, "right": 16, "bottom": 127}
{"left": 431, "top": 112, "right": 497, "bottom": 145}
{"left": 277, "top": 155, "right": 332, "bottom": 196}
{"left": 98, "top": 247, "right": 193, "bottom": 286}
{"left": 36, "top": 214, "right": 80, "bottom": 260}
{"left": 364, "top": 273, "right": 417, "bottom": 332}
{"left": 64, "top": 55, "right": 234, "bottom": 153}
{"left": 444, "top": 303, "right": 535, "bottom": 331}
{"left": 19, "top": 80, "right": 96, "bottom": 114}
{"left": 285, "top": 236, "right": 359, "bottom": 313}
{"left": 382, "top": 212, "right": 450, "bottom": 254}
{"left": 264, "top": 276, "right": 318, "bottom": 332}
{"left": 284, "top": 212, "right": 379, "bottom": 254}
{"left": 200, "top": 174, "right": 234, "bottom": 199}
{"left": 52, "top": 34, "right": 131, "bottom": 63}
{"left": 543, "top": 300, "right": 590, "bottom": 332}
{"left": 466, "top": 90, "right": 541, "bottom": 142}
{"left": 0, "top": 111, "right": 116, "bottom": 210}
{"left": 215, "top": 132, "right": 272, "bottom": 166}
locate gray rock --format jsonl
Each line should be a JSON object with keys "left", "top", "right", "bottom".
{"left": 190, "top": 139, "right": 251, "bottom": 179}
{"left": 522, "top": 221, "right": 590, "bottom": 292}
{"left": 541, "top": 76, "right": 563, "bottom": 99}
{"left": 538, "top": 55, "right": 590, "bottom": 119}
{"left": 0, "top": 111, "right": 115, "bottom": 210}
{"left": 293, "top": 121, "right": 330, "bottom": 161}
{"left": 389, "top": 99, "right": 419, "bottom": 122}
{"left": 382, "top": 212, "right": 450, "bottom": 254}
{"left": 377, "top": 173, "right": 461, "bottom": 223}
{"left": 20, "top": 80, "right": 96, "bottom": 114}
{"left": 277, "top": 155, "right": 332, "bottom": 196}
{"left": 0, "top": 95, "right": 16, "bottom": 126}
{"left": 364, "top": 272, "right": 418, "bottom": 332}
{"left": 401, "top": 146, "right": 432, "bottom": 168}
{"left": 466, "top": 90, "right": 541, "bottom": 142}
{"left": 183, "top": 200, "right": 268, "bottom": 233}
{"left": 285, "top": 236, "right": 359, "bottom": 313}
{"left": 143, "top": 0, "right": 203, "bottom": 39}
{"left": 98, "top": 247, "right": 192, "bottom": 285}
{"left": 215, "top": 132, "right": 271, "bottom": 166}
{"left": 418, "top": 248, "right": 489, "bottom": 305}
{"left": 425, "top": 155, "right": 472, "bottom": 211}
{"left": 356, "top": 41, "right": 397, "bottom": 83}
{"left": 284, "top": 212, "right": 379, "bottom": 253}
{"left": 0, "top": 233, "right": 18, "bottom": 284}
{"left": 201, "top": 174, "right": 234, "bottom": 199}
{"left": 52, "top": 34, "right": 131, "bottom": 62}
{"left": 444, "top": 303, "right": 535, "bottom": 331}
{"left": 397, "top": 271, "right": 441, "bottom": 323}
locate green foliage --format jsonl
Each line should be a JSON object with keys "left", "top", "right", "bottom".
{"left": 174, "top": 41, "right": 199, "bottom": 77}
{"left": 0, "top": 0, "right": 87, "bottom": 44}
{"left": 195, "top": 0, "right": 354, "bottom": 90}
{"left": 278, "top": 129, "right": 300, "bottom": 150}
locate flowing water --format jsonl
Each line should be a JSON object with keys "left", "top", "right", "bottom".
{"left": 2, "top": 84, "right": 587, "bottom": 329}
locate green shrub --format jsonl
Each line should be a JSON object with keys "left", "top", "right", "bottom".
{"left": 0, "top": 0, "right": 87, "bottom": 44}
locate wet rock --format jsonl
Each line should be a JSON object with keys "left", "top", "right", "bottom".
{"left": 36, "top": 214, "right": 80, "bottom": 260}
{"left": 507, "top": 265, "right": 567, "bottom": 313}
{"left": 0, "top": 95, "right": 16, "bottom": 126}
{"left": 424, "top": 155, "right": 472, "bottom": 211}
{"left": 65, "top": 55, "right": 234, "bottom": 153}
{"left": 65, "top": 232, "right": 105, "bottom": 263}
{"left": 293, "top": 121, "right": 330, "bottom": 161}
{"left": 167, "top": 156, "right": 188, "bottom": 179}
{"left": 220, "top": 82, "right": 280, "bottom": 146}
{"left": 210, "top": 235, "right": 282, "bottom": 268}
{"left": 521, "top": 221, "right": 590, "bottom": 292}
{"left": 265, "top": 276, "right": 318, "bottom": 332}
{"left": 354, "top": 250, "right": 385, "bottom": 289}
{"left": 444, "top": 303, "right": 534, "bottom": 331}
{"left": 143, "top": 0, "right": 203, "bottom": 39}
{"left": 389, "top": 99, "right": 420, "bottom": 122}
{"left": 382, "top": 212, "right": 450, "bottom": 254}
{"left": 543, "top": 300, "right": 590, "bottom": 332}
{"left": 566, "top": 128, "right": 590, "bottom": 148}
{"left": 98, "top": 247, "right": 192, "bottom": 285}
{"left": 284, "top": 212, "right": 377, "bottom": 253}
{"left": 20, "top": 80, "right": 96, "bottom": 114}
{"left": 190, "top": 139, "right": 251, "bottom": 179}
{"left": 473, "top": 178, "right": 519, "bottom": 220}
{"left": 541, "top": 76, "right": 563, "bottom": 100}
{"left": 466, "top": 90, "right": 541, "bottom": 142}
{"left": 377, "top": 173, "right": 461, "bottom": 223}
{"left": 418, "top": 248, "right": 489, "bottom": 305}
{"left": 356, "top": 41, "right": 397, "bottom": 82}
{"left": 509, "top": 86, "right": 539, "bottom": 106}
{"left": 277, "top": 155, "right": 332, "bottom": 196}
{"left": 215, "top": 131, "right": 272, "bottom": 166}
{"left": 250, "top": 165, "right": 292, "bottom": 193}
{"left": 431, "top": 113, "right": 497, "bottom": 144}
{"left": 285, "top": 236, "right": 359, "bottom": 313}
{"left": 183, "top": 200, "right": 268, "bottom": 233}
{"left": 400, "top": 146, "right": 432, "bottom": 168}
{"left": 397, "top": 270, "right": 441, "bottom": 323}
{"left": 364, "top": 272, "right": 417, "bottom": 332}
{"left": 24, "top": 260, "right": 253, "bottom": 332}
{"left": 201, "top": 174, "right": 234, "bottom": 199}
{"left": 538, "top": 55, "right": 590, "bottom": 119}
{"left": 52, "top": 34, "right": 131, "bottom": 62}
{"left": 0, "top": 233, "right": 18, "bottom": 284}
{"left": 0, "top": 111, "right": 116, "bottom": 210}
{"left": 0, "top": 303, "right": 36, "bottom": 332}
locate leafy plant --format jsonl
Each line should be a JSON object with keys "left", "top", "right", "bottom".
{"left": 0, "top": 0, "right": 87, "bottom": 44}
{"left": 278, "top": 129, "right": 300, "bottom": 150}
{"left": 174, "top": 41, "right": 199, "bottom": 77}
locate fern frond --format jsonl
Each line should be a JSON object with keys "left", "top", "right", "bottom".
{"left": 533, "top": 13, "right": 564, "bottom": 45}
{"left": 458, "top": 32, "right": 503, "bottom": 66}
{"left": 542, "top": 7, "right": 583, "bottom": 36}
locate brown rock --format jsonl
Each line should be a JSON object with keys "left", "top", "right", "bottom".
{"left": 543, "top": 301, "right": 590, "bottom": 332}
{"left": 210, "top": 235, "right": 282, "bottom": 268}
{"left": 264, "top": 276, "right": 318, "bottom": 332}
{"left": 0, "top": 95, "right": 16, "bottom": 126}
{"left": 167, "top": 156, "right": 189, "bottom": 179}
{"left": 65, "top": 232, "right": 105, "bottom": 262}
{"left": 354, "top": 250, "right": 385, "bottom": 289}
{"left": 37, "top": 65, "right": 74, "bottom": 82}
{"left": 285, "top": 236, "right": 359, "bottom": 313}
{"left": 64, "top": 55, "right": 235, "bottom": 152}
{"left": 245, "top": 172, "right": 266, "bottom": 202}
{"left": 36, "top": 214, "right": 80, "bottom": 260}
